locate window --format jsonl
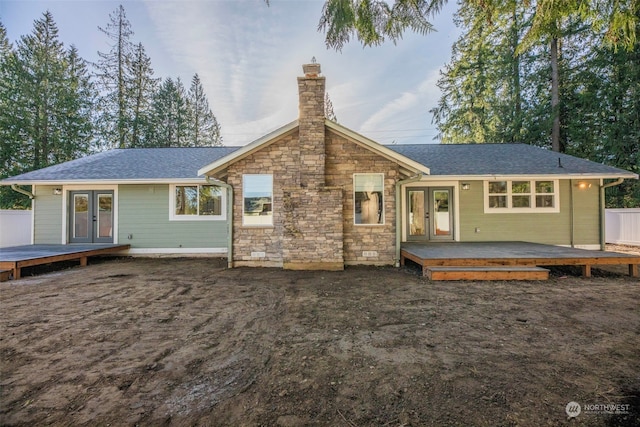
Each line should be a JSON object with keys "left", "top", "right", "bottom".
{"left": 485, "top": 180, "right": 559, "bottom": 213}
{"left": 354, "top": 173, "right": 384, "bottom": 225}
{"left": 243, "top": 174, "right": 273, "bottom": 226}
{"left": 171, "top": 184, "right": 224, "bottom": 220}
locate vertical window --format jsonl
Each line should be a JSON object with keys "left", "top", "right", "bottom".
{"left": 535, "top": 181, "right": 555, "bottom": 208}
{"left": 511, "top": 181, "right": 531, "bottom": 208}
{"left": 172, "top": 185, "right": 223, "bottom": 219}
{"left": 354, "top": 173, "right": 384, "bottom": 225}
{"left": 243, "top": 174, "right": 273, "bottom": 226}
{"left": 488, "top": 181, "right": 507, "bottom": 208}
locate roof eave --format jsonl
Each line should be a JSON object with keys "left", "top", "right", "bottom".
{"left": 420, "top": 172, "right": 639, "bottom": 180}
{"left": 0, "top": 178, "right": 218, "bottom": 186}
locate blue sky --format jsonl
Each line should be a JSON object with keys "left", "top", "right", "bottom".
{"left": 1, "top": 0, "right": 461, "bottom": 146}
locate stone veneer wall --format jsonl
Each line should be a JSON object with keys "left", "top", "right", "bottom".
{"left": 227, "top": 126, "right": 399, "bottom": 268}
{"left": 227, "top": 131, "right": 300, "bottom": 267}
{"left": 325, "top": 129, "right": 399, "bottom": 265}
{"left": 281, "top": 186, "right": 344, "bottom": 270}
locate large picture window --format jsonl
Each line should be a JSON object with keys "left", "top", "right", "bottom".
{"left": 354, "top": 173, "right": 384, "bottom": 225}
{"left": 243, "top": 174, "right": 273, "bottom": 226}
{"left": 171, "top": 184, "right": 224, "bottom": 220}
{"left": 485, "top": 180, "right": 559, "bottom": 213}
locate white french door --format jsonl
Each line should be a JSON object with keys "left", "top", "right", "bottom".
{"left": 406, "top": 187, "right": 454, "bottom": 242}
{"left": 69, "top": 190, "right": 114, "bottom": 243}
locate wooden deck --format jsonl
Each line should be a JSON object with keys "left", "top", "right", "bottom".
{"left": 401, "top": 242, "right": 640, "bottom": 280}
{"left": 0, "top": 244, "right": 130, "bottom": 280}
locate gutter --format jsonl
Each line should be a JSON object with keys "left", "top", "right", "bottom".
{"left": 207, "top": 177, "right": 234, "bottom": 268}
{"left": 395, "top": 174, "right": 424, "bottom": 267}
{"left": 599, "top": 178, "right": 625, "bottom": 251}
{"left": 10, "top": 184, "right": 34, "bottom": 199}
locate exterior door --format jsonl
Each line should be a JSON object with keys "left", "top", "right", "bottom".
{"left": 69, "top": 191, "right": 114, "bottom": 243}
{"left": 406, "top": 187, "right": 454, "bottom": 241}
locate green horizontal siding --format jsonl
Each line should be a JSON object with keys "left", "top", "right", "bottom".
{"left": 459, "top": 179, "right": 600, "bottom": 246}
{"left": 34, "top": 185, "right": 63, "bottom": 244}
{"left": 118, "top": 185, "right": 227, "bottom": 249}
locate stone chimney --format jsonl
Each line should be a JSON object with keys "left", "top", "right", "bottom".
{"left": 298, "top": 61, "right": 326, "bottom": 188}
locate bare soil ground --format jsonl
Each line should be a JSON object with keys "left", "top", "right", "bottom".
{"left": 1, "top": 255, "right": 639, "bottom": 426}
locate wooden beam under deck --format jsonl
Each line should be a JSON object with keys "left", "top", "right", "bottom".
{"left": 0, "top": 244, "right": 130, "bottom": 280}
{"left": 401, "top": 242, "right": 640, "bottom": 279}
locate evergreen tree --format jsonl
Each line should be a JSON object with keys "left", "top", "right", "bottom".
{"left": 187, "top": 74, "right": 222, "bottom": 146}
{"left": 0, "top": 13, "right": 95, "bottom": 208}
{"left": 431, "top": 3, "right": 527, "bottom": 143}
{"left": 148, "top": 77, "right": 191, "bottom": 147}
{"left": 325, "top": 92, "right": 338, "bottom": 122}
{"left": 95, "top": 5, "right": 134, "bottom": 149}
{"left": 129, "top": 42, "right": 158, "bottom": 147}
{"left": 0, "top": 22, "right": 29, "bottom": 208}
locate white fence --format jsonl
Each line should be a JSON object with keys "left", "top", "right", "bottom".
{"left": 606, "top": 208, "right": 640, "bottom": 246}
{"left": 0, "top": 209, "right": 32, "bottom": 248}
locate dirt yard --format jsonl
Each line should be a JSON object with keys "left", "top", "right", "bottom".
{"left": 1, "top": 257, "right": 638, "bottom": 426}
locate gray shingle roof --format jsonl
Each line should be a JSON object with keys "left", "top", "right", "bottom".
{"left": 387, "top": 143, "right": 636, "bottom": 177}
{"left": 3, "top": 147, "right": 239, "bottom": 183}
{"left": 2, "top": 143, "right": 635, "bottom": 184}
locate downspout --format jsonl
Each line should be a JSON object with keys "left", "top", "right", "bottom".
{"left": 395, "top": 174, "right": 424, "bottom": 267}
{"left": 569, "top": 179, "right": 574, "bottom": 248}
{"left": 599, "top": 178, "right": 624, "bottom": 251}
{"left": 10, "top": 184, "right": 34, "bottom": 200}
{"left": 206, "top": 177, "right": 234, "bottom": 268}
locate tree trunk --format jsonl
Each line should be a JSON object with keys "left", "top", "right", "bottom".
{"left": 550, "top": 36, "right": 561, "bottom": 152}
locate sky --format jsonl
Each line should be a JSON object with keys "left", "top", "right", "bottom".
{"left": 1, "top": 0, "right": 462, "bottom": 146}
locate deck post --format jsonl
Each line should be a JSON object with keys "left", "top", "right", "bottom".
{"left": 630, "top": 264, "right": 638, "bottom": 278}
{"left": 582, "top": 264, "right": 592, "bottom": 278}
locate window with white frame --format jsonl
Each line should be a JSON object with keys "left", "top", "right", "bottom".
{"left": 243, "top": 174, "right": 273, "bottom": 226}
{"left": 485, "top": 180, "right": 559, "bottom": 213}
{"left": 171, "top": 184, "right": 224, "bottom": 220}
{"left": 354, "top": 173, "right": 384, "bottom": 225}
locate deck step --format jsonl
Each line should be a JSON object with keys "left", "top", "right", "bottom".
{"left": 426, "top": 266, "right": 549, "bottom": 281}
{"left": 0, "top": 269, "right": 11, "bottom": 282}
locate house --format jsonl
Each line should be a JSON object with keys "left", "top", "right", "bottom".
{"left": 2, "top": 63, "right": 637, "bottom": 270}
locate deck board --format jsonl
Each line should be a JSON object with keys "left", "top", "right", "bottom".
{"left": 401, "top": 242, "right": 640, "bottom": 278}
{"left": 0, "top": 244, "right": 130, "bottom": 280}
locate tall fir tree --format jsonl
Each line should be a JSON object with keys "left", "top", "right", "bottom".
{"left": 187, "top": 74, "right": 222, "bottom": 146}
{"left": 148, "top": 77, "right": 191, "bottom": 147}
{"left": 325, "top": 92, "right": 338, "bottom": 122}
{"left": 129, "top": 42, "right": 158, "bottom": 147}
{"left": 0, "top": 13, "right": 95, "bottom": 208}
{"left": 95, "top": 5, "right": 134, "bottom": 149}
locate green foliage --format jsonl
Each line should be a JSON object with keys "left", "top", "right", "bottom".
{"left": 0, "top": 6, "right": 223, "bottom": 208}
{"left": 188, "top": 74, "right": 222, "bottom": 147}
{"left": 319, "top": 0, "right": 441, "bottom": 50}
{"left": 0, "top": 12, "right": 95, "bottom": 209}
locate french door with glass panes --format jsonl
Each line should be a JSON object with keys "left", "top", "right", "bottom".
{"left": 406, "top": 187, "right": 454, "bottom": 241}
{"left": 69, "top": 191, "right": 114, "bottom": 243}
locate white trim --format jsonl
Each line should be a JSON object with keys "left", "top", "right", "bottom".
{"left": 242, "top": 174, "right": 274, "bottom": 227}
{"left": 61, "top": 184, "right": 119, "bottom": 244}
{"left": 483, "top": 179, "right": 560, "bottom": 214}
{"left": 2, "top": 178, "right": 216, "bottom": 186}
{"left": 419, "top": 173, "right": 638, "bottom": 180}
{"left": 126, "top": 247, "right": 227, "bottom": 256}
{"left": 169, "top": 184, "right": 227, "bottom": 221}
{"left": 400, "top": 181, "right": 461, "bottom": 242}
